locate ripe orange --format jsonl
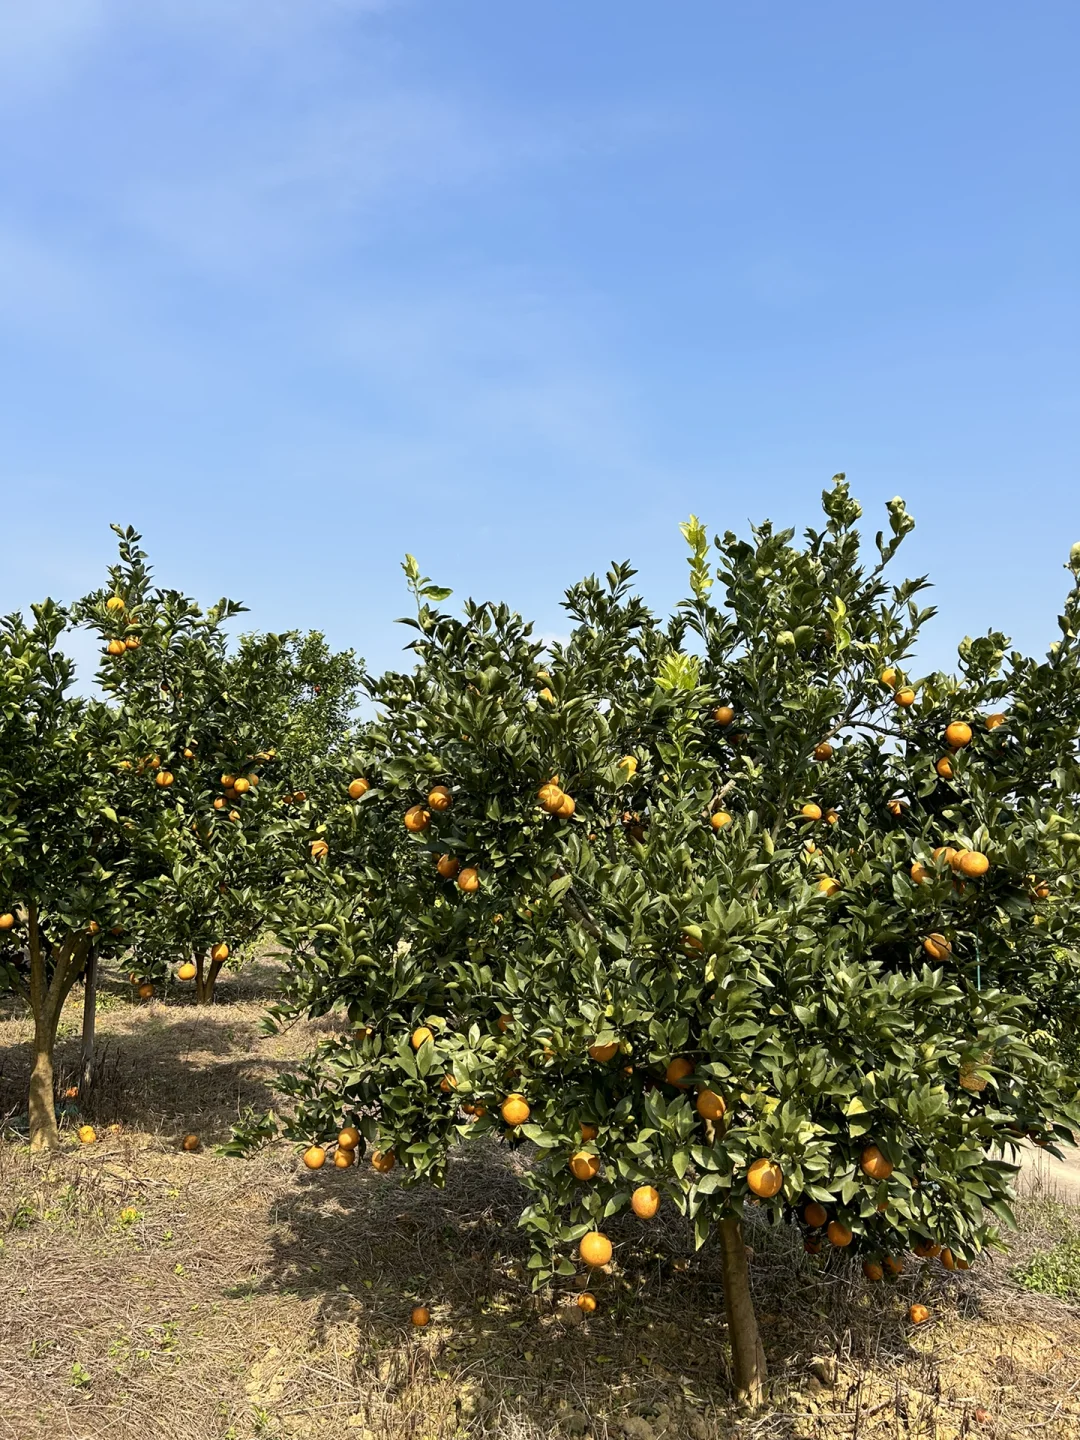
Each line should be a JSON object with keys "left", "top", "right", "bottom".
{"left": 932, "top": 845, "right": 959, "bottom": 868}
{"left": 580, "top": 1122, "right": 598, "bottom": 1141}
{"left": 713, "top": 705, "right": 735, "bottom": 726}
{"left": 411, "top": 1305, "right": 431, "bottom": 1327}
{"left": 138, "top": 983, "right": 154, "bottom": 1000}
{"left": 457, "top": 868, "right": 480, "bottom": 893}
{"left": 588, "top": 1041, "right": 618, "bottom": 1063}
{"left": 183, "top": 748, "right": 195, "bottom": 759}
{"left": 213, "top": 797, "right": 226, "bottom": 810}
{"left": 813, "top": 742, "right": 833, "bottom": 762}
{"left": 909, "top": 1303, "right": 930, "bottom": 1325}
{"left": 303, "top": 1146, "right": 326, "bottom": 1170}
{"left": 860, "top": 1144, "right": 894, "bottom": 1181}
{"left": 985, "top": 713, "right": 1006, "bottom": 730}
{"left": 879, "top": 667, "right": 898, "bottom": 688}
{"left": 695, "top": 1089, "right": 726, "bottom": 1121}
{"left": 428, "top": 785, "right": 452, "bottom": 811}
{"left": 887, "top": 799, "right": 905, "bottom": 816}
{"left": 710, "top": 810, "right": 732, "bottom": 831}
{"left": 348, "top": 777, "right": 370, "bottom": 800}
{"left": 803, "top": 1201, "right": 828, "bottom": 1228}
{"left": 404, "top": 805, "right": 431, "bottom": 833}
{"left": 221, "top": 774, "right": 236, "bottom": 789}
{"left": 232, "top": 777, "right": 250, "bottom": 795}
{"left": 182, "top": 1134, "right": 200, "bottom": 1152}
{"left": 569, "top": 1151, "right": 600, "bottom": 1181}
{"left": 371, "top": 1149, "right": 396, "bottom": 1173}
{"left": 63, "top": 1086, "right": 78, "bottom": 1100}
{"left": 538, "top": 783, "right": 565, "bottom": 813}
{"left": 411, "top": 1026, "right": 435, "bottom": 1050}
{"left": 800, "top": 803, "right": 823, "bottom": 821}
{"left": 940, "top": 1248, "right": 956, "bottom": 1270}
{"left": 78, "top": 1125, "right": 97, "bottom": 1144}
{"left": 88, "top": 921, "right": 100, "bottom": 936}
{"left": 310, "top": 839, "right": 329, "bottom": 861}
{"left": 923, "top": 933, "right": 952, "bottom": 960}
{"left": 747, "top": 1158, "right": 784, "bottom": 1199}
{"left": 957, "top": 850, "right": 989, "bottom": 878}
{"left": 106, "top": 639, "right": 126, "bottom": 656}
{"left": 538, "top": 687, "right": 555, "bottom": 704}
{"left": 895, "top": 687, "right": 916, "bottom": 707}
{"left": 0, "top": 913, "right": 15, "bottom": 930}
{"left": 935, "top": 756, "right": 954, "bottom": 780}
{"left": 501, "top": 1094, "right": 530, "bottom": 1126}
{"left": 862, "top": 1260, "right": 883, "bottom": 1282}
{"left": 436, "top": 854, "right": 460, "bottom": 879}
{"left": 825, "top": 809, "right": 839, "bottom": 825}
{"left": 338, "top": 1127, "right": 361, "bottom": 1150}
{"left": 913, "top": 1240, "right": 941, "bottom": 1259}
{"left": 883, "top": 1256, "right": 903, "bottom": 1277}
{"left": 177, "top": 962, "right": 197, "bottom": 980}
{"left": 579, "top": 1232, "right": 613, "bottom": 1267}
{"left": 334, "top": 1147, "right": 355, "bottom": 1168}
{"left": 557, "top": 794, "right": 577, "bottom": 818}
{"left": 944, "top": 721, "right": 973, "bottom": 749}
{"left": 631, "top": 1185, "right": 660, "bottom": 1219}
{"left": 827, "top": 1221, "right": 853, "bottom": 1247}
{"left": 804, "top": 1237, "right": 822, "bottom": 1255}
{"left": 106, "top": 596, "right": 126, "bottom": 612}
{"left": 910, "top": 861, "right": 929, "bottom": 885}
{"left": 664, "top": 1057, "right": 695, "bottom": 1088}
{"left": 211, "top": 942, "right": 229, "bottom": 963}
{"left": 817, "top": 876, "right": 841, "bottom": 897}
{"left": 617, "top": 755, "right": 638, "bottom": 776}
{"left": 577, "top": 1292, "right": 598, "bottom": 1313}
{"left": 439, "top": 1073, "right": 458, "bottom": 1093}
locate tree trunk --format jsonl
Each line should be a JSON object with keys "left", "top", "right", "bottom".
{"left": 28, "top": 1027, "right": 60, "bottom": 1152}
{"left": 26, "top": 906, "right": 89, "bottom": 1151}
{"left": 718, "top": 1213, "right": 767, "bottom": 1406}
{"left": 194, "top": 951, "right": 223, "bottom": 1006}
{"left": 80, "top": 948, "right": 98, "bottom": 1096}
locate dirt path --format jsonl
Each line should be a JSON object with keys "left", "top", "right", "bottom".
{"left": 1019, "top": 1139, "right": 1080, "bottom": 1204}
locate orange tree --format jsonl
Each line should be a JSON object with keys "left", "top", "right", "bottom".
{"left": 75, "top": 527, "right": 360, "bottom": 1006}
{"left": 262, "top": 490, "right": 1080, "bottom": 1403}
{"left": 0, "top": 597, "right": 167, "bottom": 1148}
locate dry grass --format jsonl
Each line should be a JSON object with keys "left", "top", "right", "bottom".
{"left": 2, "top": 958, "right": 1080, "bottom": 1440}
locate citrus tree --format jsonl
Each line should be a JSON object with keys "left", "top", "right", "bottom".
{"left": 76, "top": 527, "right": 360, "bottom": 1006}
{"left": 0, "top": 598, "right": 165, "bottom": 1148}
{"left": 258, "top": 487, "right": 1079, "bottom": 1404}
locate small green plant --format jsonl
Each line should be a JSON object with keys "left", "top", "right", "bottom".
{"left": 70, "top": 1361, "right": 92, "bottom": 1390}
{"left": 1013, "top": 1233, "right": 1080, "bottom": 1300}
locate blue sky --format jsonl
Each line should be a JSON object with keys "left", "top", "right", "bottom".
{"left": 1, "top": 0, "right": 1077, "bottom": 680}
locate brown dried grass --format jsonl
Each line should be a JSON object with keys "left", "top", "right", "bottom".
{"left": 1, "top": 958, "right": 1079, "bottom": 1440}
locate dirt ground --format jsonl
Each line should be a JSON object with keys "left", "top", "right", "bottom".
{"left": 2, "top": 958, "right": 1080, "bottom": 1440}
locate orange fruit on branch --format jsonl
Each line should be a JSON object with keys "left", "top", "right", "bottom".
{"left": 826, "top": 1221, "right": 853, "bottom": 1247}
{"left": 746, "top": 1158, "right": 783, "bottom": 1198}
{"left": 985, "top": 713, "right": 1006, "bottom": 730}
{"left": 371, "top": 1150, "right": 396, "bottom": 1173}
{"left": 710, "top": 810, "right": 732, "bottom": 830}
{"left": 944, "top": 721, "right": 972, "bottom": 749}
{"left": 923, "top": 933, "right": 952, "bottom": 960}
{"left": 302, "top": 1146, "right": 326, "bottom": 1170}
{"left": 664, "top": 1057, "right": 695, "bottom": 1088}
{"left": 576, "top": 1292, "right": 598, "bottom": 1313}
{"left": 411, "top": 1026, "right": 435, "bottom": 1051}
{"left": 862, "top": 1260, "right": 883, "bottom": 1282}
{"left": 428, "top": 785, "right": 452, "bottom": 811}
{"left": 800, "top": 803, "right": 822, "bottom": 821}
{"left": 713, "top": 705, "right": 735, "bottom": 726}
{"left": 348, "top": 777, "right": 370, "bottom": 800}
{"left": 631, "top": 1185, "right": 660, "bottom": 1219}
{"left": 500, "top": 1094, "right": 530, "bottom": 1126}
{"left": 310, "top": 840, "right": 329, "bottom": 861}
{"left": 803, "top": 1201, "right": 828, "bottom": 1229}
{"left": 0, "top": 913, "right": 15, "bottom": 930}
{"left": 404, "top": 805, "right": 431, "bottom": 833}
{"left": 436, "top": 854, "right": 460, "bottom": 879}
{"left": 579, "top": 1231, "right": 613, "bottom": 1267}
{"left": 457, "top": 867, "right": 480, "bottom": 893}
{"left": 956, "top": 850, "right": 989, "bottom": 877}
{"left": 588, "top": 1041, "right": 618, "bottom": 1063}
{"left": 334, "top": 1147, "right": 355, "bottom": 1168}
{"left": 935, "top": 756, "right": 954, "bottom": 780}
{"left": 695, "top": 1089, "right": 726, "bottom": 1121}
{"left": 860, "top": 1144, "right": 894, "bottom": 1181}
{"left": 569, "top": 1151, "right": 600, "bottom": 1181}
{"left": 894, "top": 686, "right": 916, "bottom": 707}
{"left": 338, "top": 1127, "right": 360, "bottom": 1150}
{"left": 813, "top": 742, "right": 833, "bottom": 762}
{"left": 879, "top": 667, "right": 898, "bottom": 688}
{"left": 211, "top": 943, "right": 229, "bottom": 963}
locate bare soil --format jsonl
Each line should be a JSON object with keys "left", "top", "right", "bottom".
{"left": 2, "top": 958, "right": 1080, "bottom": 1440}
